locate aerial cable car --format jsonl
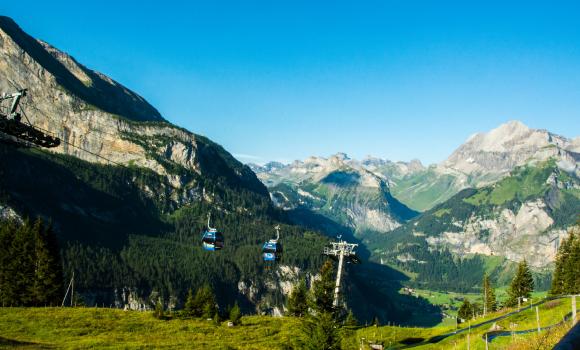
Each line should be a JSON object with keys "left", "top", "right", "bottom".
{"left": 0, "top": 88, "right": 60, "bottom": 148}
{"left": 201, "top": 213, "right": 224, "bottom": 251}
{"left": 262, "top": 225, "right": 282, "bottom": 262}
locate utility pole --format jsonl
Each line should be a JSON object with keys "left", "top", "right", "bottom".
{"left": 483, "top": 277, "right": 487, "bottom": 317}
{"left": 61, "top": 271, "right": 75, "bottom": 307}
{"left": 323, "top": 236, "right": 359, "bottom": 307}
{"left": 467, "top": 322, "right": 471, "bottom": 350}
{"left": 71, "top": 271, "right": 74, "bottom": 307}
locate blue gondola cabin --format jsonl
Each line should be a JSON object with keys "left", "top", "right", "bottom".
{"left": 262, "top": 240, "right": 282, "bottom": 262}
{"left": 202, "top": 228, "right": 224, "bottom": 251}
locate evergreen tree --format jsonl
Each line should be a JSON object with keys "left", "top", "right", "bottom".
{"left": 551, "top": 224, "right": 580, "bottom": 295}
{"left": 287, "top": 279, "right": 309, "bottom": 317}
{"left": 0, "top": 218, "right": 63, "bottom": 307}
{"left": 0, "top": 220, "right": 18, "bottom": 305}
{"left": 229, "top": 301, "right": 241, "bottom": 325}
{"left": 30, "top": 220, "right": 63, "bottom": 306}
{"left": 183, "top": 288, "right": 195, "bottom": 317}
{"left": 192, "top": 285, "right": 217, "bottom": 319}
{"left": 458, "top": 299, "right": 473, "bottom": 321}
{"left": 482, "top": 273, "right": 497, "bottom": 314}
{"left": 311, "top": 260, "right": 335, "bottom": 315}
{"left": 344, "top": 309, "right": 357, "bottom": 327}
{"left": 153, "top": 298, "right": 164, "bottom": 319}
{"left": 506, "top": 260, "right": 534, "bottom": 307}
{"left": 295, "top": 312, "right": 341, "bottom": 350}
{"left": 563, "top": 225, "right": 580, "bottom": 294}
{"left": 550, "top": 234, "right": 570, "bottom": 295}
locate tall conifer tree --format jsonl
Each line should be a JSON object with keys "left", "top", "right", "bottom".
{"left": 482, "top": 273, "right": 497, "bottom": 314}
{"left": 507, "top": 260, "right": 534, "bottom": 307}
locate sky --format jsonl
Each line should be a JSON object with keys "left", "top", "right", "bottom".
{"left": 3, "top": 1, "right": 580, "bottom": 165}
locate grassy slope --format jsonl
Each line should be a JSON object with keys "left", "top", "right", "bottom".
{"left": 1, "top": 298, "right": 577, "bottom": 349}
{"left": 391, "top": 170, "right": 461, "bottom": 212}
{"left": 0, "top": 308, "right": 300, "bottom": 349}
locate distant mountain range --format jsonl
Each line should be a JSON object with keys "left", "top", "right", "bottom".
{"left": 250, "top": 121, "right": 580, "bottom": 290}
{"left": 253, "top": 121, "right": 579, "bottom": 213}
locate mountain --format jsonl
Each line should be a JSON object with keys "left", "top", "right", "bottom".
{"left": 370, "top": 121, "right": 580, "bottom": 211}
{"left": 443, "top": 120, "right": 579, "bottom": 184}
{"left": 0, "top": 16, "right": 266, "bottom": 196}
{"left": 0, "top": 17, "right": 435, "bottom": 325}
{"left": 0, "top": 16, "right": 320, "bottom": 312}
{"left": 369, "top": 158, "right": 580, "bottom": 291}
{"left": 252, "top": 153, "right": 418, "bottom": 236}
{"left": 252, "top": 122, "right": 580, "bottom": 292}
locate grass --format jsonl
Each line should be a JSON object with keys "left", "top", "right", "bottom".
{"left": 0, "top": 299, "right": 577, "bottom": 349}
{"left": 0, "top": 307, "right": 300, "bottom": 349}
{"left": 355, "top": 296, "right": 577, "bottom": 349}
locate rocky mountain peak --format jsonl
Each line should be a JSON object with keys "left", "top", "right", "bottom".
{"left": 443, "top": 120, "right": 578, "bottom": 184}
{"left": 330, "top": 152, "right": 350, "bottom": 161}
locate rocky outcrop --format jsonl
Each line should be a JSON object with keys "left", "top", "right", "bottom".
{"left": 425, "top": 199, "right": 568, "bottom": 268}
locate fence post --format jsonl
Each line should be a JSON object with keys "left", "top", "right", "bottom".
{"left": 536, "top": 306, "right": 540, "bottom": 334}
{"left": 573, "top": 295, "right": 577, "bottom": 327}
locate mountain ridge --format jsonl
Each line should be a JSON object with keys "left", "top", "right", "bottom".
{"left": 253, "top": 121, "right": 579, "bottom": 212}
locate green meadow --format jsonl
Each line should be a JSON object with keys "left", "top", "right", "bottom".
{"left": 1, "top": 296, "right": 577, "bottom": 349}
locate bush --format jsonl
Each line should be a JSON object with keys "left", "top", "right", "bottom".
{"left": 229, "top": 302, "right": 242, "bottom": 326}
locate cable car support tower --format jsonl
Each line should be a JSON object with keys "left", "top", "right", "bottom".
{"left": 323, "top": 236, "right": 359, "bottom": 307}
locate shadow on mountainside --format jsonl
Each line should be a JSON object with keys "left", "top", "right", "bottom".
{"left": 284, "top": 208, "right": 442, "bottom": 327}
{"left": 0, "top": 143, "right": 170, "bottom": 247}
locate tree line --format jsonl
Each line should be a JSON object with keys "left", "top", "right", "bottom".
{"left": 0, "top": 218, "right": 63, "bottom": 306}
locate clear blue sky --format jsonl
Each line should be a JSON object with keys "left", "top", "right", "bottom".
{"left": 4, "top": 1, "right": 580, "bottom": 165}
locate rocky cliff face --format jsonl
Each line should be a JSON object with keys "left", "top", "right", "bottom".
{"left": 0, "top": 16, "right": 266, "bottom": 200}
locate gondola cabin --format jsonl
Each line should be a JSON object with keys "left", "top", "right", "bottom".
{"left": 202, "top": 228, "right": 224, "bottom": 251}
{"left": 262, "top": 240, "right": 282, "bottom": 262}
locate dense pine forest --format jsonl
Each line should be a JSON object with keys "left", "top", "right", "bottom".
{"left": 0, "top": 218, "right": 63, "bottom": 306}
{"left": 0, "top": 143, "right": 328, "bottom": 311}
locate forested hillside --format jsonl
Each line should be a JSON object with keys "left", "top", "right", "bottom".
{"left": 0, "top": 143, "right": 329, "bottom": 311}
